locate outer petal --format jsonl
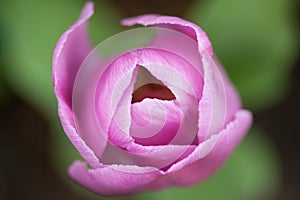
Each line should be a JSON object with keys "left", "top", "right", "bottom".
{"left": 68, "top": 110, "right": 252, "bottom": 196}
{"left": 53, "top": 1, "right": 93, "bottom": 107}
{"left": 198, "top": 55, "right": 241, "bottom": 142}
{"left": 52, "top": 2, "right": 100, "bottom": 168}
{"left": 121, "top": 15, "right": 238, "bottom": 141}
{"left": 164, "top": 110, "right": 252, "bottom": 185}
{"left": 68, "top": 160, "right": 164, "bottom": 196}
{"left": 121, "top": 14, "right": 212, "bottom": 56}
{"left": 100, "top": 142, "right": 196, "bottom": 170}
{"left": 72, "top": 49, "right": 139, "bottom": 159}
{"left": 215, "top": 58, "right": 241, "bottom": 125}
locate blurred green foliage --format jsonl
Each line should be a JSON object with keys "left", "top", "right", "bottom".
{"left": 189, "top": 0, "right": 298, "bottom": 111}
{"left": 0, "top": 22, "right": 7, "bottom": 105}
{"left": 0, "top": 0, "right": 120, "bottom": 119}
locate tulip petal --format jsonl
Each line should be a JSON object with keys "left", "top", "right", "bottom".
{"left": 121, "top": 14, "right": 241, "bottom": 141}
{"left": 68, "top": 160, "right": 163, "bottom": 196}
{"left": 97, "top": 48, "right": 199, "bottom": 170}
{"left": 95, "top": 51, "right": 138, "bottom": 143}
{"left": 121, "top": 14, "right": 212, "bottom": 56}
{"left": 100, "top": 142, "right": 196, "bottom": 170}
{"left": 53, "top": 2, "right": 93, "bottom": 107}
{"left": 198, "top": 55, "right": 241, "bottom": 142}
{"left": 136, "top": 48, "right": 200, "bottom": 145}
{"left": 93, "top": 50, "right": 196, "bottom": 169}
{"left": 123, "top": 23, "right": 204, "bottom": 78}
{"left": 130, "top": 98, "right": 181, "bottom": 146}
{"left": 106, "top": 48, "right": 201, "bottom": 147}
{"left": 68, "top": 110, "right": 251, "bottom": 196}
{"left": 52, "top": 2, "right": 101, "bottom": 168}
{"left": 137, "top": 48, "right": 203, "bottom": 100}
{"left": 215, "top": 59, "right": 241, "bottom": 125}
{"left": 165, "top": 110, "right": 252, "bottom": 185}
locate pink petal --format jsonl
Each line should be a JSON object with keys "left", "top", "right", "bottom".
{"left": 68, "top": 110, "right": 251, "bottom": 196}
{"left": 197, "top": 54, "right": 226, "bottom": 141}
{"left": 100, "top": 142, "right": 196, "bottom": 170}
{"left": 165, "top": 110, "right": 252, "bottom": 185}
{"left": 198, "top": 55, "right": 241, "bottom": 142}
{"left": 137, "top": 48, "right": 203, "bottom": 100}
{"left": 215, "top": 59, "right": 241, "bottom": 125}
{"left": 106, "top": 48, "right": 201, "bottom": 148}
{"left": 93, "top": 52, "right": 139, "bottom": 150}
{"left": 136, "top": 48, "right": 200, "bottom": 145}
{"left": 53, "top": 1, "right": 93, "bottom": 107}
{"left": 130, "top": 98, "right": 181, "bottom": 146}
{"left": 149, "top": 28, "right": 204, "bottom": 77}
{"left": 91, "top": 51, "right": 196, "bottom": 169}
{"left": 71, "top": 51, "right": 110, "bottom": 158}
{"left": 121, "top": 14, "right": 213, "bottom": 56}
{"left": 121, "top": 14, "right": 241, "bottom": 142}
{"left": 52, "top": 2, "right": 101, "bottom": 168}
{"left": 68, "top": 160, "right": 164, "bottom": 196}
{"left": 98, "top": 48, "right": 200, "bottom": 170}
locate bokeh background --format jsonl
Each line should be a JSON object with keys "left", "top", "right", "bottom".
{"left": 0, "top": 0, "right": 299, "bottom": 199}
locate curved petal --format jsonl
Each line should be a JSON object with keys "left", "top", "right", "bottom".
{"left": 94, "top": 52, "right": 138, "bottom": 150}
{"left": 130, "top": 98, "right": 181, "bottom": 146}
{"left": 198, "top": 55, "right": 241, "bottom": 142}
{"left": 197, "top": 54, "right": 226, "bottom": 142}
{"left": 94, "top": 51, "right": 197, "bottom": 169}
{"left": 68, "top": 110, "right": 251, "bottom": 196}
{"left": 165, "top": 109, "right": 252, "bottom": 185}
{"left": 52, "top": 2, "right": 100, "bottom": 168}
{"left": 98, "top": 48, "right": 200, "bottom": 170}
{"left": 53, "top": 1, "right": 94, "bottom": 107}
{"left": 68, "top": 160, "right": 163, "bottom": 196}
{"left": 137, "top": 48, "right": 200, "bottom": 145}
{"left": 215, "top": 58, "right": 241, "bottom": 125}
{"left": 137, "top": 48, "right": 202, "bottom": 100}
{"left": 100, "top": 142, "right": 196, "bottom": 170}
{"left": 107, "top": 48, "right": 201, "bottom": 148}
{"left": 121, "top": 14, "right": 241, "bottom": 141}
{"left": 121, "top": 14, "right": 213, "bottom": 56}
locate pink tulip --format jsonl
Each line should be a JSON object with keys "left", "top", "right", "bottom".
{"left": 52, "top": 2, "right": 252, "bottom": 196}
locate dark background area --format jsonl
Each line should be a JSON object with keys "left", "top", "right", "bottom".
{"left": 0, "top": 0, "right": 299, "bottom": 199}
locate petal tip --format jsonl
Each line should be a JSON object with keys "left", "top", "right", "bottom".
{"left": 79, "top": 1, "right": 95, "bottom": 19}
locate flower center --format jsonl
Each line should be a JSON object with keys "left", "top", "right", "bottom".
{"left": 132, "top": 83, "right": 175, "bottom": 103}
{"left": 131, "top": 66, "right": 176, "bottom": 103}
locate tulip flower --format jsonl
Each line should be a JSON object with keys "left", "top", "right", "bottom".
{"left": 52, "top": 2, "right": 252, "bottom": 196}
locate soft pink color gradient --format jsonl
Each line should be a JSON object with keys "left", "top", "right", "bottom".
{"left": 52, "top": 2, "right": 252, "bottom": 196}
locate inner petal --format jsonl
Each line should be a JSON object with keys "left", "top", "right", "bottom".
{"left": 130, "top": 98, "right": 181, "bottom": 146}
{"left": 97, "top": 48, "right": 201, "bottom": 169}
